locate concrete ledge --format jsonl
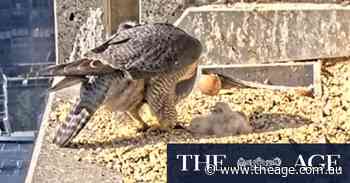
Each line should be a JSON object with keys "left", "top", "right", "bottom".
{"left": 25, "top": 92, "right": 54, "bottom": 183}
{"left": 198, "top": 61, "right": 321, "bottom": 96}
{"left": 175, "top": 3, "right": 350, "bottom": 65}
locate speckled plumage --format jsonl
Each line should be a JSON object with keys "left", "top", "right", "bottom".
{"left": 41, "top": 22, "right": 202, "bottom": 147}
{"left": 43, "top": 23, "right": 202, "bottom": 79}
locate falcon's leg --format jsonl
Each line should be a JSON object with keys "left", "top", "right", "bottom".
{"left": 145, "top": 76, "right": 177, "bottom": 131}
{"left": 158, "top": 97, "right": 177, "bottom": 130}
{"left": 126, "top": 103, "right": 150, "bottom": 132}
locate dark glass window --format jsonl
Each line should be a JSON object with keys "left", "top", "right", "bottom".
{"left": 32, "top": 0, "right": 49, "bottom": 9}
{"left": 0, "top": 0, "right": 55, "bottom": 134}
{"left": 0, "top": 1, "right": 55, "bottom": 181}
{"left": 0, "top": 1, "right": 11, "bottom": 10}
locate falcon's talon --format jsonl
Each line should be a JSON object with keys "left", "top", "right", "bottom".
{"left": 174, "top": 124, "right": 186, "bottom": 130}
{"left": 145, "top": 126, "right": 169, "bottom": 134}
{"left": 136, "top": 124, "right": 151, "bottom": 133}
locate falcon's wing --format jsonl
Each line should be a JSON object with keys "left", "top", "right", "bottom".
{"left": 39, "top": 29, "right": 132, "bottom": 77}
{"left": 84, "top": 23, "right": 202, "bottom": 76}
{"left": 39, "top": 58, "right": 116, "bottom": 76}
{"left": 40, "top": 23, "right": 202, "bottom": 78}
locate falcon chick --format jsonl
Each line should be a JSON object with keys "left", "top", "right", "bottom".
{"left": 41, "top": 22, "right": 202, "bottom": 147}
{"left": 189, "top": 102, "right": 252, "bottom": 136}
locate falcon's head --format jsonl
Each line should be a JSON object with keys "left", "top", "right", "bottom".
{"left": 117, "top": 21, "right": 140, "bottom": 32}
{"left": 210, "top": 102, "right": 232, "bottom": 114}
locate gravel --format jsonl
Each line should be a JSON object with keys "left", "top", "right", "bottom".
{"left": 37, "top": 59, "right": 350, "bottom": 182}
{"left": 31, "top": 100, "right": 123, "bottom": 183}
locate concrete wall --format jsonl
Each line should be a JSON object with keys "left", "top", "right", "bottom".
{"left": 55, "top": 0, "right": 345, "bottom": 64}
{"left": 175, "top": 4, "right": 350, "bottom": 65}
{"left": 55, "top": 0, "right": 104, "bottom": 64}
{"left": 140, "top": 0, "right": 343, "bottom": 23}
{"left": 141, "top": 0, "right": 218, "bottom": 23}
{"left": 104, "top": 0, "right": 139, "bottom": 35}
{"left": 141, "top": 0, "right": 346, "bottom": 23}
{"left": 56, "top": 0, "right": 140, "bottom": 64}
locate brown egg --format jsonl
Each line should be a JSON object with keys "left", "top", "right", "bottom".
{"left": 198, "top": 74, "right": 222, "bottom": 96}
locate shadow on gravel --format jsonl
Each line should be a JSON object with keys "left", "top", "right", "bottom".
{"left": 249, "top": 113, "right": 315, "bottom": 133}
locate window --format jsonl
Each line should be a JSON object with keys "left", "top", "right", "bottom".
{"left": 0, "top": 0, "right": 55, "bottom": 135}
{"left": 32, "top": 0, "right": 49, "bottom": 9}
{"left": 0, "top": 1, "right": 55, "bottom": 181}
{"left": 0, "top": 0, "right": 11, "bottom": 10}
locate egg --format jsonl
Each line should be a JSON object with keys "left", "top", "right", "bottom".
{"left": 197, "top": 74, "right": 222, "bottom": 96}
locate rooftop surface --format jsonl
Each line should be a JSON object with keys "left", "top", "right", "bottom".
{"left": 28, "top": 61, "right": 349, "bottom": 182}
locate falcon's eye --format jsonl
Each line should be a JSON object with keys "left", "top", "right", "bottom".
{"left": 121, "top": 24, "right": 133, "bottom": 29}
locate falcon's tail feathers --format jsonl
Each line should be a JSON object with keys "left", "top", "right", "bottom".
{"left": 53, "top": 74, "right": 117, "bottom": 147}
{"left": 49, "top": 76, "right": 87, "bottom": 92}
{"left": 38, "top": 59, "right": 115, "bottom": 76}
{"left": 52, "top": 100, "right": 93, "bottom": 147}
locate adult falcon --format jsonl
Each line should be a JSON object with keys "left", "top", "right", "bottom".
{"left": 40, "top": 22, "right": 202, "bottom": 147}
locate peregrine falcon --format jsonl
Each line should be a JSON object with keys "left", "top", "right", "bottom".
{"left": 40, "top": 22, "right": 202, "bottom": 147}
{"left": 189, "top": 102, "right": 252, "bottom": 136}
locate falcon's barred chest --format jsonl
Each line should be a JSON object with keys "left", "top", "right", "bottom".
{"left": 145, "top": 63, "right": 198, "bottom": 129}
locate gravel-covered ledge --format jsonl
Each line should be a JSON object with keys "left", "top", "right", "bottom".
{"left": 28, "top": 95, "right": 122, "bottom": 183}
{"left": 27, "top": 61, "right": 350, "bottom": 182}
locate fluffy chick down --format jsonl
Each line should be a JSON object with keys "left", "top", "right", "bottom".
{"left": 189, "top": 102, "right": 253, "bottom": 136}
